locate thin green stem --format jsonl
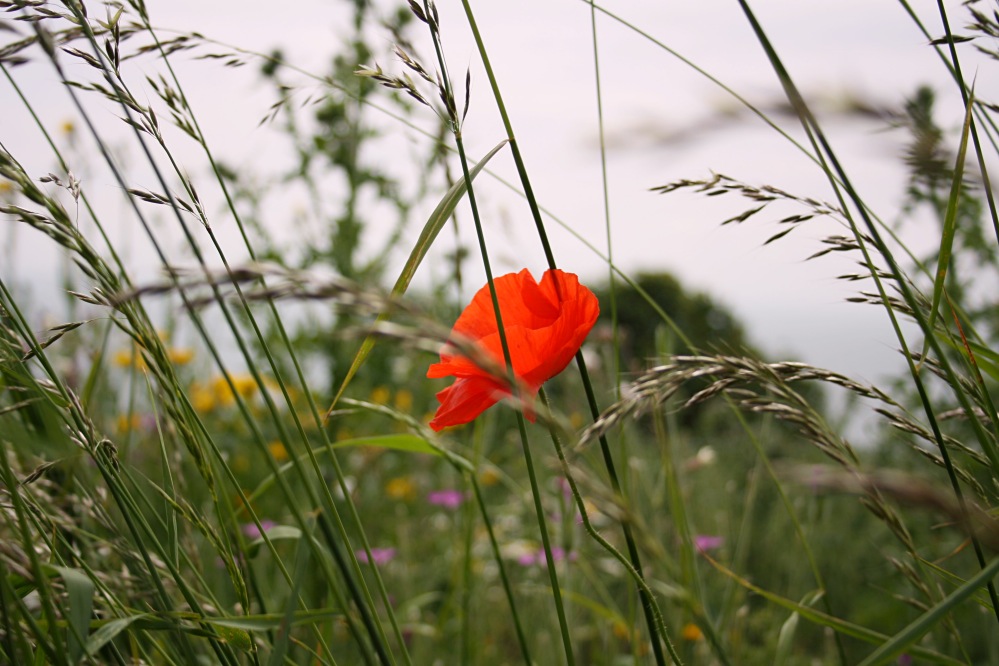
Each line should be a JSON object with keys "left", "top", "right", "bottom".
{"left": 453, "top": 118, "right": 576, "bottom": 666}
{"left": 736, "top": 0, "right": 999, "bottom": 629}
{"left": 538, "top": 389, "right": 683, "bottom": 664}
{"left": 587, "top": 1, "right": 620, "bottom": 396}
{"left": 139, "top": 17, "right": 413, "bottom": 662}
{"left": 458, "top": 4, "right": 667, "bottom": 662}
{"left": 931, "top": 0, "right": 999, "bottom": 250}
{"left": 469, "top": 477, "right": 533, "bottom": 664}
{"left": 423, "top": 3, "right": 575, "bottom": 660}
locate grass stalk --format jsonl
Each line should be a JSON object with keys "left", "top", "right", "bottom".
{"left": 34, "top": 11, "right": 393, "bottom": 661}
{"left": 457, "top": 4, "right": 669, "bottom": 662}
{"left": 735, "top": 0, "right": 999, "bottom": 631}
{"left": 451, "top": 93, "right": 577, "bottom": 666}
{"left": 136, "top": 17, "right": 416, "bottom": 661}
{"left": 420, "top": 3, "right": 576, "bottom": 661}
{"left": 539, "top": 388, "right": 683, "bottom": 664}
{"left": 468, "top": 477, "right": 534, "bottom": 664}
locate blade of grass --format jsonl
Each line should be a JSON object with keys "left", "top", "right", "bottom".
{"left": 84, "top": 615, "right": 151, "bottom": 658}
{"left": 266, "top": 517, "right": 315, "bottom": 666}
{"left": 858, "top": 554, "right": 999, "bottom": 666}
{"left": 43, "top": 565, "right": 93, "bottom": 666}
{"left": 418, "top": 3, "right": 577, "bottom": 659}
{"left": 458, "top": 4, "right": 671, "bottom": 661}
{"left": 326, "top": 139, "right": 508, "bottom": 416}
{"left": 736, "top": 0, "right": 999, "bottom": 629}
{"left": 924, "top": 89, "right": 974, "bottom": 344}
{"left": 704, "top": 554, "right": 965, "bottom": 666}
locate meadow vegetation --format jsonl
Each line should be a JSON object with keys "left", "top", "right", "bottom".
{"left": 2, "top": 0, "right": 999, "bottom": 664}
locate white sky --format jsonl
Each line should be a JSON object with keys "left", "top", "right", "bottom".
{"left": 2, "top": 0, "right": 986, "bottom": 404}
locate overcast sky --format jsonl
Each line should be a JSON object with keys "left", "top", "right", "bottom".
{"left": 2, "top": 0, "right": 984, "bottom": 402}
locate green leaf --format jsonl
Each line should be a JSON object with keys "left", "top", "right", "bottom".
{"left": 212, "top": 622, "right": 254, "bottom": 653}
{"left": 246, "top": 525, "right": 302, "bottom": 558}
{"left": 331, "top": 433, "right": 440, "bottom": 455}
{"left": 266, "top": 519, "right": 314, "bottom": 666}
{"left": 926, "top": 91, "right": 974, "bottom": 339}
{"left": 245, "top": 434, "right": 441, "bottom": 505}
{"left": 705, "top": 556, "right": 964, "bottom": 665}
{"left": 43, "top": 565, "right": 93, "bottom": 665}
{"left": 774, "top": 590, "right": 822, "bottom": 666}
{"left": 859, "top": 555, "right": 999, "bottom": 666}
{"left": 85, "top": 615, "right": 149, "bottom": 657}
{"left": 941, "top": 335, "right": 999, "bottom": 383}
{"left": 199, "top": 608, "right": 345, "bottom": 632}
{"left": 326, "top": 139, "right": 509, "bottom": 415}
{"left": 929, "top": 34, "right": 974, "bottom": 45}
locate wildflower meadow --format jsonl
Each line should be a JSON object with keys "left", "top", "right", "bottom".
{"left": 3, "top": 0, "right": 999, "bottom": 664}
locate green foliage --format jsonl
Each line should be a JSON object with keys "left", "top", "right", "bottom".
{"left": 593, "top": 271, "right": 752, "bottom": 370}
{"left": 3, "top": 0, "right": 999, "bottom": 664}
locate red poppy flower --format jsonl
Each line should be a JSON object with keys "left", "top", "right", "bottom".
{"left": 427, "top": 268, "right": 599, "bottom": 431}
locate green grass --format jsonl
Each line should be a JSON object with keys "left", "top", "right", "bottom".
{"left": 2, "top": 0, "right": 999, "bottom": 664}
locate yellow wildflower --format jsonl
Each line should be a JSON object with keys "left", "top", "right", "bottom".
{"left": 211, "top": 377, "right": 236, "bottom": 406}
{"left": 611, "top": 621, "right": 632, "bottom": 641}
{"left": 210, "top": 374, "right": 258, "bottom": 406}
{"left": 393, "top": 389, "right": 413, "bottom": 412}
{"left": 681, "top": 623, "right": 703, "bottom": 642}
{"left": 268, "top": 440, "right": 289, "bottom": 462}
{"left": 190, "top": 382, "right": 216, "bottom": 413}
{"left": 116, "top": 414, "right": 143, "bottom": 434}
{"left": 231, "top": 375, "right": 258, "bottom": 399}
{"left": 113, "top": 349, "right": 146, "bottom": 371}
{"left": 385, "top": 476, "right": 416, "bottom": 501}
{"left": 369, "top": 386, "right": 391, "bottom": 405}
{"left": 479, "top": 467, "right": 501, "bottom": 487}
{"left": 168, "top": 347, "right": 194, "bottom": 365}
{"left": 230, "top": 454, "right": 250, "bottom": 474}
{"left": 60, "top": 119, "right": 75, "bottom": 136}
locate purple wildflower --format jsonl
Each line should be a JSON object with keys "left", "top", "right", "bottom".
{"left": 356, "top": 547, "right": 396, "bottom": 566}
{"left": 556, "top": 477, "right": 573, "bottom": 501}
{"left": 517, "top": 552, "right": 538, "bottom": 567}
{"left": 427, "top": 489, "right": 465, "bottom": 510}
{"left": 693, "top": 535, "right": 724, "bottom": 553}
{"left": 242, "top": 520, "right": 276, "bottom": 539}
{"left": 517, "top": 546, "right": 577, "bottom": 567}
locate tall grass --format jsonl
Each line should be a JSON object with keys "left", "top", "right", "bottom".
{"left": 2, "top": 0, "right": 999, "bottom": 664}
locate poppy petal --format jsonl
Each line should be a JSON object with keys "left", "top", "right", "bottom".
{"left": 428, "top": 376, "right": 505, "bottom": 431}
{"left": 427, "top": 268, "right": 599, "bottom": 430}
{"left": 451, "top": 269, "right": 558, "bottom": 340}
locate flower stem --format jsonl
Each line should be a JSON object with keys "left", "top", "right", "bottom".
{"left": 458, "top": 4, "right": 669, "bottom": 662}
{"left": 451, "top": 101, "right": 577, "bottom": 666}
{"left": 539, "top": 389, "right": 683, "bottom": 664}
{"left": 469, "top": 476, "right": 534, "bottom": 664}
{"left": 422, "top": 4, "right": 576, "bottom": 660}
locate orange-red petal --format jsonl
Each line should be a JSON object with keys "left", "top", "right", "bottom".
{"left": 426, "top": 268, "right": 599, "bottom": 431}
{"left": 427, "top": 376, "right": 505, "bottom": 431}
